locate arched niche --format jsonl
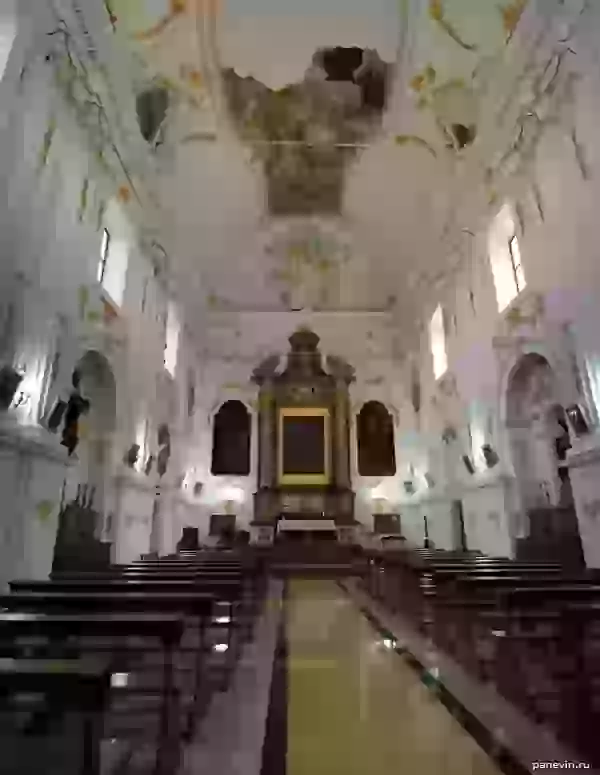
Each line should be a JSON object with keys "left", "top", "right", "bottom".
{"left": 505, "top": 353, "right": 572, "bottom": 509}
{"left": 357, "top": 400, "right": 396, "bottom": 476}
{"left": 74, "top": 350, "right": 117, "bottom": 517}
{"left": 211, "top": 400, "right": 251, "bottom": 476}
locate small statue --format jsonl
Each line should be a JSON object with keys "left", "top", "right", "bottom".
{"left": 482, "top": 444, "right": 499, "bottom": 469}
{"left": 157, "top": 423, "right": 171, "bottom": 478}
{"left": 0, "top": 365, "right": 23, "bottom": 411}
{"left": 157, "top": 445, "right": 170, "bottom": 477}
{"left": 124, "top": 443, "right": 140, "bottom": 469}
{"left": 60, "top": 370, "right": 90, "bottom": 457}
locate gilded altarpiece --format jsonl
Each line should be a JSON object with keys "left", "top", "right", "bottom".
{"left": 251, "top": 329, "right": 355, "bottom": 527}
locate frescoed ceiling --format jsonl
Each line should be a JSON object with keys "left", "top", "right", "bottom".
{"left": 93, "top": 0, "right": 592, "bottom": 352}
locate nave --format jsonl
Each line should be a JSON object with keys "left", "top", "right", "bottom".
{"left": 268, "top": 578, "right": 503, "bottom": 775}
{"left": 2, "top": 543, "right": 599, "bottom": 775}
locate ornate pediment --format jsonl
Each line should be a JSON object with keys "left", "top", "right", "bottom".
{"left": 279, "top": 327, "right": 327, "bottom": 382}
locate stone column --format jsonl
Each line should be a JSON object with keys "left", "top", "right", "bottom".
{"left": 258, "top": 382, "right": 275, "bottom": 489}
{"left": 334, "top": 380, "right": 351, "bottom": 488}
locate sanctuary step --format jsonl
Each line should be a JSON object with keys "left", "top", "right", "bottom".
{"left": 255, "top": 540, "right": 366, "bottom": 576}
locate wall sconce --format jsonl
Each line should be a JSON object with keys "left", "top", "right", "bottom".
{"left": 370, "top": 483, "right": 386, "bottom": 501}
{"left": 442, "top": 426, "right": 457, "bottom": 445}
{"left": 373, "top": 497, "right": 388, "bottom": 514}
{"left": 193, "top": 481, "right": 203, "bottom": 497}
{"left": 221, "top": 486, "right": 245, "bottom": 503}
{"left": 481, "top": 444, "right": 499, "bottom": 469}
{"left": 403, "top": 480, "right": 415, "bottom": 495}
{"left": 566, "top": 404, "right": 590, "bottom": 436}
{"left": 462, "top": 455, "right": 475, "bottom": 475}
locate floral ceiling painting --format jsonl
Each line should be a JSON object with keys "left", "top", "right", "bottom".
{"left": 399, "top": 0, "right": 591, "bottom": 191}
{"left": 261, "top": 218, "right": 354, "bottom": 309}
{"left": 106, "top": 0, "right": 220, "bottom": 154}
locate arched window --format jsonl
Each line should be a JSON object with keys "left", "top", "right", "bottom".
{"left": 357, "top": 401, "right": 396, "bottom": 476}
{"left": 211, "top": 400, "right": 251, "bottom": 476}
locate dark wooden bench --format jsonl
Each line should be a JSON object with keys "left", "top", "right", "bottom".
{"left": 0, "top": 612, "right": 184, "bottom": 774}
{"left": 0, "top": 593, "right": 214, "bottom": 713}
{"left": 2, "top": 549, "right": 268, "bottom": 773}
{"left": 0, "top": 656, "right": 110, "bottom": 775}
{"left": 13, "top": 575, "right": 253, "bottom": 654}
{"left": 361, "top": 547, "right": 600, "bottom": 766}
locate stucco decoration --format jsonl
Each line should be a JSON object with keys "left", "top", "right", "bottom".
{"left": 395, "top": 0, "right": 591, "bottom": 267}
{"left": 222, "top": 47, "right": 392, "bottom": 215}
{"left": 325, "top": 355, "right": 355, "bottom": 384}
{"left": 251, "top": 354, "right": 281, "bottom": 384}
{"left": 261, "top": 217, "right": 355, "bottom": 309}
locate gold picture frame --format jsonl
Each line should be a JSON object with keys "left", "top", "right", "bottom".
{"left": 278, "top": 407, "right": 331, "bottom": 486}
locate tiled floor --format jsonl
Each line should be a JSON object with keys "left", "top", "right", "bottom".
{"left": 186, "top": 577, "right": 586, "bottom": 775}
{"left": 285, "top": 579, "right": 504, "bottom": 775}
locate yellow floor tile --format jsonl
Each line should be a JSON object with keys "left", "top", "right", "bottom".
{"left": 286, "top": 579, "right": 504, "bottom": 775}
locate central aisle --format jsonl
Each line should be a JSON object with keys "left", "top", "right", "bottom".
{"left": 285, "top": 579, "right": 504, "bottom": 775}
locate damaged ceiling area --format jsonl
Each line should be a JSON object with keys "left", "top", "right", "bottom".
{"left": 101, "top": 0, "right": 591, "bottom": 355}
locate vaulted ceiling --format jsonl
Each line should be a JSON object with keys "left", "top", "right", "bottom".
{"left": 103, "top": 0, "right": 590, "bottom": 354}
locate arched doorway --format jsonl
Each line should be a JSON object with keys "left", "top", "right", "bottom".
{"left": 211, "top": 400, "right": 251, "bottom": 476}
{"left": 357, "top": 401, "right": 396, "bottom": 476}
{"left": 506, "top": 352, "right": 581, "bottom": 563}
{"left": 73, "top": 350, "right": 117, "bottom": 531}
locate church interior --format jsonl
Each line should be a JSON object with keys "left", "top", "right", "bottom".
{"left": 2, "top": 0, "right": 600, "bottom": 772}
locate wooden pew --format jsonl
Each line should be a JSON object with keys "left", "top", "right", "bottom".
{"left": 10, "top": 567, "right": 264, "bottom": 690}
{"left": 0, "top": 591, "right": 215, "bottom": 745}
{"left": 364, "top": 549, "right": 563, "bottom": 631}
{"left": 0, "top": 656, "right": 110, "bottom": 775}
{"left": 55, "top": 558, "right": 266, "bottom": 637}
{"left": 18, "top": 574, "right": 253, "bottom": 655}
{"left": 1, "top": 551, "right": 267, "bottom": 773}
{"left": 0, "top": 612, "right": 184, "bottom": 775}
{"left": 360, "top": 547, "right": 600, "bottom": 765}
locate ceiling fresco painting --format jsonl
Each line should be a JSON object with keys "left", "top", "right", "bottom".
{"left": 222, "top": 47, "right": 393, "bottom": 215}
{"left": 43, "top": 0, "right": 594, "bottom": 351}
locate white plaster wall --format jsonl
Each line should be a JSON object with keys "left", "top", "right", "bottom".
{"left": 112, "top": 473, "right": 154, "bottom": 564}
{"left": 461, "top": 477, "right": 516, "bottom": 558}
{"left": 6, "top": 0, "right": 600, "bottom": 568}
{"left": 386, "top": 4, "right": 600, "bottom": 562}
{"left": 188, "top": 312, "right": 406, "bottom": 536}
{"left": 0, "top": 3, "right": 187, "bottom": 573}
{"left": 0, "top": 425, "right": 73, "bottom": 589}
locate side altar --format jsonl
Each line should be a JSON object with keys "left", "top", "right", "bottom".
{"left": 251, "top": 328, "right": 356, "bottom": 542}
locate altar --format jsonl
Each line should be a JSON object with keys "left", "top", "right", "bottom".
{"left": 251, "top": 328, "right": 356, "bottom": 542}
